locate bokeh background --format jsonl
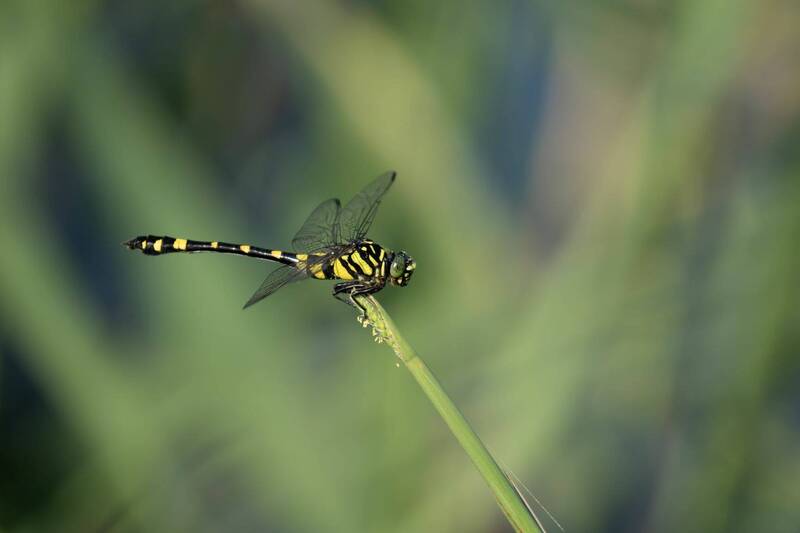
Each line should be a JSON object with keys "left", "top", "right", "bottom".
{"left": 2, "top": 1, "right": 799, "bottom": 532}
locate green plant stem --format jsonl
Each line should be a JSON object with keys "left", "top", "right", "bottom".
{"left": 357, "top": 296, "right": 544, "bottom": 533}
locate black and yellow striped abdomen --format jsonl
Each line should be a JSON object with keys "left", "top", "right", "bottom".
{"left": 124, "top": 235, "right": 390, "bottom": 283}
{"left": 124, "top": 235, "right": 300, "bottom": 266}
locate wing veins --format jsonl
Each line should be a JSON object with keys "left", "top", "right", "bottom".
{"left": 338, "top": 171, "right": 396, "bottom": 243}
{"left": 291, "top": 198, "right": 341, "bottom": 252}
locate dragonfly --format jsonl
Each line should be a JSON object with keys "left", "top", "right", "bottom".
{"left": 124, "top": 171, "right": 415, "bottom": 316}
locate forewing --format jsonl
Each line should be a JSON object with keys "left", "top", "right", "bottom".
{"left": 242, "top": 265, "right": 309, "bottom": 309}
{"left": 291, "top": 198, "right": 341, "bottom": 252}
{"left": 338, "top": 171, "right": 396, "bottom": 243}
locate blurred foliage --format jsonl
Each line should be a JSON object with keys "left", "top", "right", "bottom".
{"left": 1, "top": 0, "right": 799, "bottom": 532}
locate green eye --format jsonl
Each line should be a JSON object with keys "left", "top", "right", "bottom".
{"left": 390, "top": 255, "right": 406, "bottom": 278}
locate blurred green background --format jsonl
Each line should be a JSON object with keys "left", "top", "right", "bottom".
{"left": 2, "top": 1, "right": 799, "bottom": 532}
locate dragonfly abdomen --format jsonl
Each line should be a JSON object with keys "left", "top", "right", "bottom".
{"left": 124, "top": 235, "right": 298, "bottom": 266}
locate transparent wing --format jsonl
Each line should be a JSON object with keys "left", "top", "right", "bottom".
{"left": 338, "top": 171, "right": 396, "bottom": 243}
{"left": 291, "top": 198, "right": 341, "bottom": 252}
{"left": 242, "top": 253, "right": 334, "bottom": 309}
{"left": 242, "top": 265, "right": 309, "bottom": 309}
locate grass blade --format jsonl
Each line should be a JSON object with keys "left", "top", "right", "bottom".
{"left": 357, "top": 295, "right": 546, "bottom": 532}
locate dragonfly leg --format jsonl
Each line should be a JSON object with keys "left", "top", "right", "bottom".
{"left": 333, "top": 281, "right": 382, "bottom": 318}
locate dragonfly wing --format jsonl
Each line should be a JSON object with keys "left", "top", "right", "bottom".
{"left": 338, "top": 171, "right": 396, "bottom": 243}
{"left": 243, "top": 264, "right": 309, "bottom": 309}
{"left": 291, "top": 198, "right": 341, "bottom": 252}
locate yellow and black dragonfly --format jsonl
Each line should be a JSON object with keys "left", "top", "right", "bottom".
{"left": 124, "top": 171, "right": 415, "bottom": 316}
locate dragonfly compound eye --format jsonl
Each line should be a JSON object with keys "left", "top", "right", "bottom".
{"left": 390, "top": 254, "right": 407, "bottom": 279}
{"left": 389, "top": 251, "right": 415, "bottom": 286}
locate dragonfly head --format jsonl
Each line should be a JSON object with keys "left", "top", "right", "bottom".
{"left": 389, "top": 251, "right": 416, "bottom": 287}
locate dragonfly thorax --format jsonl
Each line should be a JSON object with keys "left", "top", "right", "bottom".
{"left": 323, "top": 240, "right": 414, "bottom": 287}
